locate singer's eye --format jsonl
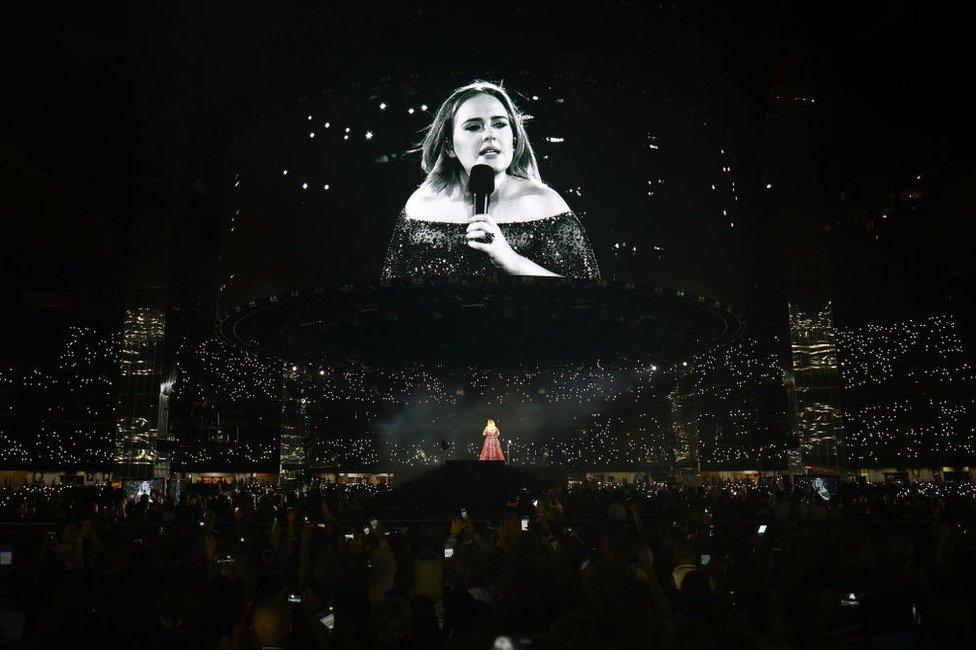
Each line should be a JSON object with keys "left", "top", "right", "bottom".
{"left": 493, "top": 122, "right": 508, "bottom": 129}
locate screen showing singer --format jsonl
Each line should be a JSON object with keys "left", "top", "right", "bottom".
{"left": 380, "top": 81, "right": 601, "bottom": 281}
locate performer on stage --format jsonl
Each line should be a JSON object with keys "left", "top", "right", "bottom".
{"left": 479, "top": 419, "right": 505, "bottom": 462}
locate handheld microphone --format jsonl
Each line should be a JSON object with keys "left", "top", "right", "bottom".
{"left": 468, "top": 164, "right": 495, "bottom": 243}
{"left": 468, "top": 164, "right": 494, "bottom": 215}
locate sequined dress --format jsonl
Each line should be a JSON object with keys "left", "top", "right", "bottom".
{"left": 380, "top": 210, "right": 601, "bottom": 281}
{"left": 479, "top": 427, "right": 505, "bottom": 462}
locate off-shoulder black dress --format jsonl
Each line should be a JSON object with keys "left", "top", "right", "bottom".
{"left": 380, "top": 210, "right": 601, "bottom": 281}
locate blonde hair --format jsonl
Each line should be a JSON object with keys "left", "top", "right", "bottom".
{"left": 412, "top": 552, "right": 444, "bottom": 602}
{"left": 419, "top": 81, "right": 542, "bottom": 196}
{"left": 486, "top": 419, "right": 496, "bottom": 429}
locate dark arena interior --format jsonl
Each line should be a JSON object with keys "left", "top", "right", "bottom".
{"left": 2, "top": 2, "right": 976, "bottom": 648}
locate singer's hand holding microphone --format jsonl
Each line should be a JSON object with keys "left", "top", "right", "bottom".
{"left": 466, "top": 164, "right": 519, "bottom": 272}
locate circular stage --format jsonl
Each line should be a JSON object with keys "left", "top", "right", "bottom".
{"left": 219, "top": 279, "right": 740, "bottom": 366}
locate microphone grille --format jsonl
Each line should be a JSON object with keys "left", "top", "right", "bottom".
{"left": 468, "top": 164, "right": 495, "bottom": 195}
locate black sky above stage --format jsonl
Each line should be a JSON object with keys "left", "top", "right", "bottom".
{"left": 1, "top": 1, "right": 974, "bottom": 360}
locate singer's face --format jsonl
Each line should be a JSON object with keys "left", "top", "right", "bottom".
{"left": 451, "top": 93, "right": 514, "bottom": 177}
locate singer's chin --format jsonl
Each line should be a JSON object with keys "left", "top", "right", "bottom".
{"left": 477, "top": 156, "right": 507, "bottom": 171}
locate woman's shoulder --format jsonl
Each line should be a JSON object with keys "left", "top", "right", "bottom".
{"left": 505, "top": 178, "right": 571, "bottom": 221}
{"left": 404, "top": 186, "right": 467, "bottom": 222}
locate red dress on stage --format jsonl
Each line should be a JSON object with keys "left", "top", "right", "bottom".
{"left": 479, "top": 420, "right": 505, "bottom": 462}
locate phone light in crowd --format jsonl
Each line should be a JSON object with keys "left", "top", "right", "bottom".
{"left": 379, "top": 102, "right": 386, "bottom": 110}
{"left": 301, "top": 182, "right": 308, "bottom": 190}
{"left": 309, "top": 132, "right": 315, "bottom": 139}
{"left": 365, "top": 131, "right": 373, "bottom": 140}
{"left": 757, "top": 524, "right": 767, "bottom": 534}
{"left": 520, "top": 517, "right": 529, "bottom": 531}
{"left": 444, "top": 548, "right": 454, "bottom": 558}
{"left": 320, "top": 611, "right": 335, "bottom": 630}
{"left": 282, "top": 169, "right": 288, "bottom": 176}
{"left": 532, "top": 499, "right": 539, "bottom": 507}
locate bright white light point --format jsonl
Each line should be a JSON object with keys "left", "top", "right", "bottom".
{"left": 291, "top": 366, "right": 297, "bottom": 371}
{"left": 379, "top": 102, "right": 387, "bottom": 110}
{"left": 682, "top": 361, "right": 688, "bottom": 367}
{"left": 323, "top": 184, "right": 330, "bottom": 190}
{"left": 345, "top": 127, "right": 350, "bottom": 133}
{"left": 651, "top": 365, "right": 657, "bottom": 371}
{"left": 307, "top": 115, "right": 312, "bottom": 120}
{"left": 319, "top": 370, "right": 325, "bottom": 375}
{"left": 343, "top": 135, "right": 349, "bottom": 140}
{"left": 365, "top": 131, "right": 373, "bottom": 140}
{"left": 408, "top": 108, "right": 415, "bottom": 114}
{"left": 766, "top": 183, "right": 773, "bottom": 189}
{"left": 532, "top": 95, "right": 539, "bottom": 100}
{"left": 730, "top": 222, "right": 735, "bottom": 228}
{"left": 421, "top": 104, "right": 428, "bottom": 111}
{"left": 324, "top": 122, "right": 330, "bottom": 128}
{"left": 309, "top": 132, "right": 315, "bottom": 138}
{"left": 282, "top": 169, "right": 288, "bottom": 176}
{"left": 301, "top": 182, "right": 308, "bottom": 190}
{"left": 711, "top": 185, "right": 716, "bottom": 190}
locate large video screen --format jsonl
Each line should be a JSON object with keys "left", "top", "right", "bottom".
{"left": 219, "top": 75, "right": 742, "bottom": 312}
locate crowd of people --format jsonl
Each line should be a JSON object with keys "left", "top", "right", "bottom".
{"left": 1, "top": 476, "right": 975, "bottom": 648}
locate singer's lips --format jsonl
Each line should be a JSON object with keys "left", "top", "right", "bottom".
{"left": 479, "top": 147, "right": 500, "bottom": 154}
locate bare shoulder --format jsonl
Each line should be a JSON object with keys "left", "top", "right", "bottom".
{"left": 507, "top": 178, "right": 571, "bottom": 219}
{"left": 404, "top": 186, "right": 467, "bottom": 222}
{"left": 404, "top": 186, "right": 433, "bottom": 219}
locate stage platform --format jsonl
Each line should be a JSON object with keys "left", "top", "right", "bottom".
{"left": 397, "top": 460, "right": 549, "bottom": 517}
